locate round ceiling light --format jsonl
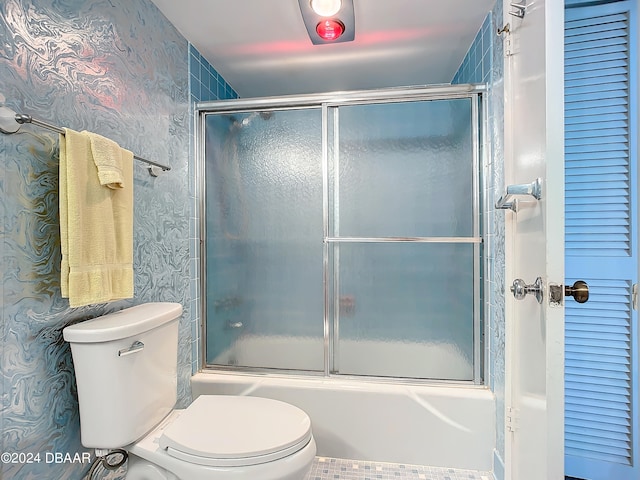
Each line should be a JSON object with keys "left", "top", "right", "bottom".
{"left": 316, "top": 19, "right": 345, "bottom": 41}
{"left": 310, "top": 0, "right": 342, "bottom": 17}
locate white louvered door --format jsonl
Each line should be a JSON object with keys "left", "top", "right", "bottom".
{"left": 564, "top": 1, "right": 638, "bottom": 479}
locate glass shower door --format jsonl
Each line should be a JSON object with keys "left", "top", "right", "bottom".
{"left": 204, "top": 108, "right": 325, "bottom": 371}
{"left": 328, "top": 99, "right": 480, "bottom": 381}
{"left": 200, "top": 88, "right": 483, "bottom": 381}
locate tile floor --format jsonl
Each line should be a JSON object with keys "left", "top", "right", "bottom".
{"left": 304, "top": 457, "right": 493, "bottom": 480}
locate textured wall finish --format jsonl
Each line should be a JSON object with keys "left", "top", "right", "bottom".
{"left": 0, "top": 0, "right": 192, "bottom": 478}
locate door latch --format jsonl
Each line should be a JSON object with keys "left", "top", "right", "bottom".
{"left": 549, "top": 281, "right": 590, "bottom": 306}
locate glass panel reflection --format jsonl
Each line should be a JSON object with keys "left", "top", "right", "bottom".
{"left": 205, "top": 109, "right": 324, "bottom": 370}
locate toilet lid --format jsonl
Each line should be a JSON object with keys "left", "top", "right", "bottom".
{"left": 159, "top": 395, "right": 313, "bottom": 467}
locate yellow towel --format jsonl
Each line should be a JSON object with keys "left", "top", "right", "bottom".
{"left": 59, "top": 128, "right": 134, "bottom": 307}
{"left": 86, "top": 131, "right": 126, "bottom": 189}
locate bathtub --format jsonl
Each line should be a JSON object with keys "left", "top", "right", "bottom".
{"left": 191, "top": 371, "right": 495, "bottom": 471}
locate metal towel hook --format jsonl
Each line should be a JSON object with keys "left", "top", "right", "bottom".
{"left": 497, "top": 23, "right": 511, "bottom": 36}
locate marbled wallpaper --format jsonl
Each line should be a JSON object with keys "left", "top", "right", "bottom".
{"left": 0, "top": 0, "right": 193, "bottom": 478}
{"left": 0, "top": 0, "right": 503, "bottom": 477}
{"left": 452, "top": 1, "right": 506, "bottom": 475}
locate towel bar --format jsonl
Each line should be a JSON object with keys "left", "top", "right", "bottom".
{"left": 495, "top": 178, "right": 542, "bottom": 212}
{"left": 0, "top": 104, "right": 170, "bottom": 174}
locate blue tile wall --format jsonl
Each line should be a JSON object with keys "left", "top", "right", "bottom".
{"left": 0, "top": 0, "right": 200, "bottom": 478}
{"left": 453, "top": 2, "right": 506, "bottom": 473}
{"left": 452, "top": 13, "right": 493, "bottom": 85}
{"left": 187, "top": 45, "right": 238, "bottom": 373}
{"left": 189, "top": 45, "right": 238, "bottom": 104}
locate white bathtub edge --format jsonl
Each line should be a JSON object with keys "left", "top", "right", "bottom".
{"left": 191, "top": 372, "right": 495, "bottom": 471}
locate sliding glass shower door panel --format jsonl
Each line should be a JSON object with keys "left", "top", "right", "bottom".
{"left": 329, "top": 99, "right": 479, "bottom": 380}
{"left": 335, "top": 243, "right": 475, "bottom": 380}
{"left": 204, "top": 109, "right": 324, "bottom": 371}
{"left": 331, "top": 99, "right": 474, "bottom": 238}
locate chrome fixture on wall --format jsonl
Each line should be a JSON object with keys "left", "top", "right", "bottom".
{"left": 514, "top": 278, "right": 590, "bottom": 306}
{"left": 511, "top": 277, "right": 543, "bottom": 304}
{"left": 0, "top": 96, "right": 171, "bottom": 175}
{"left": 509, "top": 2, "right": 526, "bottom": 19}
{"left": 495, "top": 178, "right": 542, "bottom": 212}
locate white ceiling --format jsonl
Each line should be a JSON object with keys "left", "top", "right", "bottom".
{"left": 150, "top": 0, "right": 495, "bottom": 98}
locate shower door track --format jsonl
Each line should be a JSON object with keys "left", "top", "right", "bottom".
{"left": 324, "top": 237, "right": 483, "bottom": 243}
{"left": 196, "top": 84, "right": 487, "bottom": 385}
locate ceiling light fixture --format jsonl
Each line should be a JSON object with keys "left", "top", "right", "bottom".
{"left": 310, "top": 0, "right": 342, "bottom": 17}
{"left": 316, "top": 19, "right": 345, "bottom": 41}
{"left": 298, "top": 0, "right": 355, "bottom": 45}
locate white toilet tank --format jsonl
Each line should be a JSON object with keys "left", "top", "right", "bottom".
{"left": 63, "top": 302, "right": 182, "bottom": 450}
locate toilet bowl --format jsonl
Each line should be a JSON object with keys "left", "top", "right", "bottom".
{"left": 62, "top": 303, "right": 316, "bottom": 479}
{"left": 127, "top": 396, "right": 316, "bottom": 480}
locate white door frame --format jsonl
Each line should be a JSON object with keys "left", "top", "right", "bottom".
{"left": 502, "top": 0, "right": 566, "bottom": 478}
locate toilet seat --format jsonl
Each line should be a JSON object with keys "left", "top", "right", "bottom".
{"left": 159, "top": 395, "right": 313, "bottom": 467}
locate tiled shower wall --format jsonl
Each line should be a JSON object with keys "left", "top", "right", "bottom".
{"left": 187, "top": 44, "right": 238, "bottom": 372}
{"left": 452, "top": 2, "right": 506, "bottom": 477}
{"left": 0, "top": 1, "right": 230, "bottom": 478}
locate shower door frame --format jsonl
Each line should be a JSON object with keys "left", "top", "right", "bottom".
{"left": 196, "top": 84, "right": 488, "bottom": 385}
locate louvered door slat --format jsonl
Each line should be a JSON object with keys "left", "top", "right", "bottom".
{"left": 566, "top": 448, "right": 630, "bottom": 466}
{"left": 566, "top": 395, "right": 630, "bottom": 408}
{"left": 565, "top": 166, "right": 628, "bottom": 176}
{"left": 565, "top": 79, "right": 629, "bottom": 96}
{"left": 566, "top": 427, "right": 625, "bottom": 441}
{"left": 566, "top": 366, "right": 630, "bottom": 381}
{"left": 566, "top": 85, "right": 628, "bottom": 101}
{"left": 566, "top": 179, "right": 628, "bottom": 189}
{"left": 567, "top": 429, "right": 631, "bottom": 446}
{"left": 566, "top": 97, "right": 628, "bottom": 111}
{"left": 566, "top": 44, "right": 627, "bottom": 61}
{"left": 566, "top": 11, "right": 628, "bottom": 29}
{"left": 566, "top": 127, "right": 628, "bottom": 140}
{"left": 565, "top": 25, "right": 627, "bottom": 45}
{"left": 566, "top": 66, "right": 628, "bottom": 82}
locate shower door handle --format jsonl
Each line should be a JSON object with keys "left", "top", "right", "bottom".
{"left": 511, "top": 277, "right": 543, "bottom": 304}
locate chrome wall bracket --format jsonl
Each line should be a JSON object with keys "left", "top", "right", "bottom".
{"left": 495, "top": 178, "right": 542, "bottom": 212}
{"left": 0, "top": 95, "right": 20, "bottom": 134}
{"left": 509, "top": 2, "right": 527, "bottom": 19}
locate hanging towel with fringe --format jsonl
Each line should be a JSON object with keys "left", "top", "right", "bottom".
{"left": 59, "top": 129, "right": 134, "bottom": 307}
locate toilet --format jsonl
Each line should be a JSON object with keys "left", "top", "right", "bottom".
{"left": 63, "top": 302, "right": 316, "bottom": 480}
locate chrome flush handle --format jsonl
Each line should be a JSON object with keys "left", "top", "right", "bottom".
{"left": 511, "top": 277, "right": 543, "bottom": 304}
{"left": 118, "top": 340, "right": 145, "bottom": 357}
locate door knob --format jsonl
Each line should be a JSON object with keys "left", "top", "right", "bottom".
{"left": 565, "top": 280, "right": 589, "bottom": 303}
{"left": 511, "top": 277, "right": 543, "bottom": 304}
